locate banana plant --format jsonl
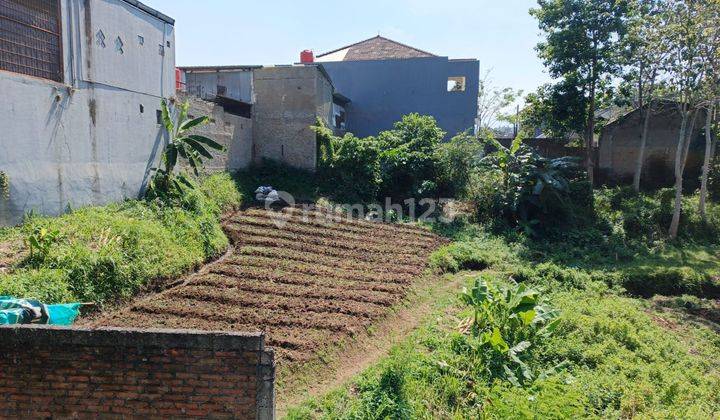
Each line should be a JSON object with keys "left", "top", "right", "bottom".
{"left": 459, "top": 274, "right": 561, "bottom": 386}
{"left": 147, "top": 99, "right": 225, "bottom": 197}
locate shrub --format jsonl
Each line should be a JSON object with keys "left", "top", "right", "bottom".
{"left": 456, "top": 273, "right": 562, "bottom": 386}
{"left": 0, "top": 172, "right": 241, "bottom": 305}
{"left": 377, "top": 113, "right": 445, "bottom": 201}
{"left": 707, "top": 155, "right": 720, "bottom": 202}
{"left": 320, "top": 133, "right": 382, "bottom": 203}
{"left": 622, "top": 266, "right": 710, "bottom": 297}
{"left": 435, "top": 132, "right": 484, "bottom": 198}
{"left": 429, "top": 239, "right": 507, "bottom": 273}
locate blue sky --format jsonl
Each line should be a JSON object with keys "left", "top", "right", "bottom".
{"left": 143, "top": 0, "right": 550, "bottom": 95}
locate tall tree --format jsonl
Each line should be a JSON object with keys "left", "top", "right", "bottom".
{"left": 477, "top": 71, "right": 523, "bottom": 134}
{"left": 664, "top": 0, "right": 707, "bottom": 239}
{"left": 697, "top": 0, "right": 720, "bottom": 222}
{"left": 623, "top": 0, "right": 670, "bottom": 192}
{"left": 532, "top": 0, "right": 630, "bottom": 185}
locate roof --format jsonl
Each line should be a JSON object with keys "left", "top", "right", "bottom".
{"left": 120, "top": 0, "right": 174, "bottom": 25}
{"left": 180, "top": 65, "right": 263, "bottom": 73}
{"left": 316, "top": 35, "right": 437, "bottom": 62}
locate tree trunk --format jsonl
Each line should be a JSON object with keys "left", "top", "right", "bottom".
{"left": 586, "top": 85, "right": 596, "bottom": 186}
{"left": 633, "top": 105, "right": 652, "bottom": 192}
{"left": 699, "top": 103, "right": 715, "bottom": 222}
{"left": 669, "top": 109, "right": 698, "bottom": 239}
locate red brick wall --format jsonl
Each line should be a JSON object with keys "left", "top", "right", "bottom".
{"left": 0, "top": 326, "right": 275, "bottom": 419}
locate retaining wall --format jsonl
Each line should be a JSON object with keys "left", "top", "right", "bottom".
{"left": 0, "top": 325, "right": 275, "bottom": 419}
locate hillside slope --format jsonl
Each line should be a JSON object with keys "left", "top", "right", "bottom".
{"left": 83, "top": 206, "right": 445, "bottom": 363}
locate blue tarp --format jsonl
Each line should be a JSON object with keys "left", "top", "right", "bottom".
{"left": 0, "top": 296, "right": 81, "bottom": 326}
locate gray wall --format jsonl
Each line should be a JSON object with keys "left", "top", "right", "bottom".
{"left": 179, "top": 93, "right": 253, "bottom": 172}
{"left": 319, "top": 57, "right": 479, "bottom": 139}
{"left": 252, "top": 66, "right": 333, "bottom": 171}
{"left": 0, "top": 0, "right": 174, "bottom": 225}
{"left": 599, "top": 106, "right": 708, "bottom": 186}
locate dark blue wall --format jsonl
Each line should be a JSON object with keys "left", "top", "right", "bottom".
{"left": 320, "top": 57, "right": 479, "bottom": 139}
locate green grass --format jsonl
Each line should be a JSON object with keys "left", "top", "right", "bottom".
{"left": 0, "top": 172, "right": 243, "bottom": 305}
{"left": 285, "top": 273, "right": 720, "bottom": 419}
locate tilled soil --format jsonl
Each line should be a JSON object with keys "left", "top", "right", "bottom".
{"left": 82, "top": 206, "right": 446, "bottom": 363}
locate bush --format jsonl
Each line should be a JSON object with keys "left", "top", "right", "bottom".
{"left": 429, "top": 239, "right": 508, "bottom": 273}
{"left": 377, "top": 113, "right": 445, "bottom": 201}
{"left": 435, "top": 132, "right": 484, "bottom": 198}
{"left": 707, "top": 155, "right": 720, "bottom": 202}
{"left": 0, "top": 172, "right": 241, "bottom": 305}
{"left": 319, "top": 133, "right": 382, "bottom": 203}
{"left": 622, "top": 266, "right": 711, "bottom": 297}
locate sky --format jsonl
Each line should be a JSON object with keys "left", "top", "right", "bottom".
{"left": 143, "top": 0, "right": 550, "bottom": 95}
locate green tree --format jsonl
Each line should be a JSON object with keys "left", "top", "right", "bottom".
{"left": 663, "top": 0, "right": 711, "bottom": 238}
{"left": 622, "top": 0, "right": 671, "bottom": 192}
{"left": 531, "top": 0, "right": 631, "bottom": 185}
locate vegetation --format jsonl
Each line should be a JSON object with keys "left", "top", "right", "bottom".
{"left": 0, "top": 173, "right": 242, "bottom": 305}
{"left": 146, "top": 99, "right": 225, "bottom": 200}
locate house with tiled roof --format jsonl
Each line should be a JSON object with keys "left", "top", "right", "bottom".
{"left": 310, "top": 36, "right": 479, "bottom": 139}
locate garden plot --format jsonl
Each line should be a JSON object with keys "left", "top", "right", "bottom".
{"left": 83, "top": 206, "right": 445, "bottom": 363}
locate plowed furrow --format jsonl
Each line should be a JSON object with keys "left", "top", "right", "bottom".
{"left": 279, "top": 207, "right": 441, "bottom": 239}
{"left": 231, "top": 234, "right": 428, "bottom": 266}
{"left": 237, "top": 208, "right": 441, "bottom": 243}
{"left": 166, "top": 286, "right": 387, "bottom": 319}
{"left": 227, "top": 215, "right": 438, "bottom": 250}
{"left": 226, "top": 224, "right": 426, "bottom": 258}
{"left": 132, "top": 298, "right": 367, "bottom": 334}
{"left": 235, "top": 245, "right": 422, "bottom": 276}
{"left": 191, "top": 270, "right": 406, "bottom": 296}
{"left": 223, "top": 254, "right": 416, "bottom": 284}
{"left": 190, "top": 270, "right": 399, "bottom": 306}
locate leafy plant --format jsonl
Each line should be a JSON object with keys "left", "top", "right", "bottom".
{"left": 458, "top": 274, "right": 561, "bottom": 386}
{"left": 480, "top": 137, "right": 580, "bottom": 231}
{"left": 146, "top": 99, "right": 225, "bottom": 198}
{"left": 26, "top": 226, "right": 61, "bottom": 265}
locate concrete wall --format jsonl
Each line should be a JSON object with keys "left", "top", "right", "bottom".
{"left": 252, "top": 66, "right": 333, "bottom": 171}
{"left": 599, "top": 106, "right": 707, "bottom": 187}
{"left": 0, "top": 0, "right": 175, "bottom": 226}
{"left": 0, "top": 325, "right": 275, "bottom": 419}
{"left": 179, "top": 93, "right": 253, "bottom": 172}
{"left": 319, "top": 57, "right": 479, "bottom": 139}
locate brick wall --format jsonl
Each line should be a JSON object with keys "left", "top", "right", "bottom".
{"left": 0, "top": 326, "right": 275, "bottom": 419}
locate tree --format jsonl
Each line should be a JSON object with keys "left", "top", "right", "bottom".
{"left": 531, "top": 0, "right": 630, "bottom": 185}
{"left": 623, "top": 0, "right": 671, "bottom": 192}
{"left": 697, "top": 0, "right": 720, "bottom": 222}
{"left": 477, "top": 71, "right": 523, "bottom": 134}
{"left": 663, "top": 0, "right": 708, "bottom": 239}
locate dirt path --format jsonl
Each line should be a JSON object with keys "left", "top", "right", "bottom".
{"left": 276, "top": 271, "right": 477, "bottom": 418}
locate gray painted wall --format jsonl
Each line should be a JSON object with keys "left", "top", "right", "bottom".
{"left": 179, "top": 93, "right": 253, "bottom": 172}
{"left": 599, "top": 106, "right": 707, "bottom": 186}
{"left": 252, "top": 66, "right": 333, "bottom": 171}
{"left": 319, "top": 57, "right": 479, "bottom": 139}
{"left": 0, "top": 0, "right": 175, "bottom": 225}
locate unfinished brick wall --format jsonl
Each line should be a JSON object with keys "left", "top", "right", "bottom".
{"left": 0, "top": 326, "right": 275, "bottom": 419}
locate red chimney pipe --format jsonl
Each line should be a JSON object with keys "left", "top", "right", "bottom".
{"left": 300, "top": 50, "right": 314, "bottom": 63}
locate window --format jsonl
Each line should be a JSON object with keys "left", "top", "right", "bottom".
{"left": 0, "top": 0, "right": 63, "bottom": 82}
{"left": 447, "top": 76, "right": 466, "bottom": 92}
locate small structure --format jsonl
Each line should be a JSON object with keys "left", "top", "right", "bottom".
{"left": 0, "top": 0, "right": 175, "bottom": 225}
{"left": 598, "top": 102, "right": 710, "bottom": 187}
{"left": 314, "top": 36, "right": 479, "bottom": 139}
{"left": 180, "top": 64, "right": 344, "bottom": 171}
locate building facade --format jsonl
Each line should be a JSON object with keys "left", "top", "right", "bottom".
{"left": 315, "top": 36, "right": 479, "bottom": 139}
{"left": 0, "top": 0, "right": 175, "bottom": 225}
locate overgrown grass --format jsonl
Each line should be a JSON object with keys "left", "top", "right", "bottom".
{"left": 0, "top": 172, "right": 242, "bottom": 305}
{"left": 286, "top": 273, "right": 720, "bottom": 419}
